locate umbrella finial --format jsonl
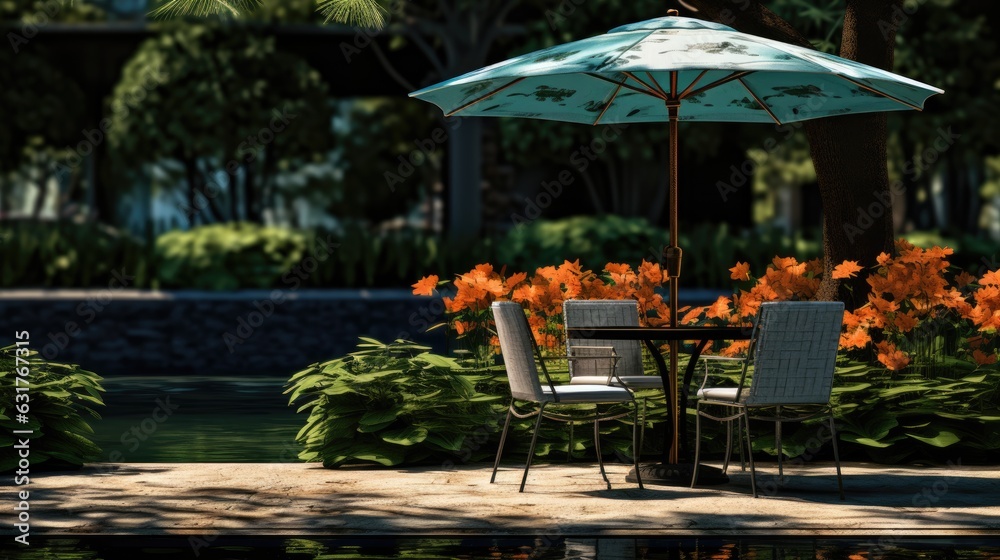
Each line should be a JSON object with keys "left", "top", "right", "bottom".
{"left": 667, "top": 8, "right": 679, "bottom": 16}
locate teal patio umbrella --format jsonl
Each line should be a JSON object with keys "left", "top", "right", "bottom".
{"left": 409, "top": 11, "right": 943, "bottom": 465}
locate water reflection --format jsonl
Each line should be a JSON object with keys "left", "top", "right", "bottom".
{"left": 91, "top": 375, "right": 300, "bottom": 462}
{"left": 4, "top": 537, "right": 998, "bottom": 560}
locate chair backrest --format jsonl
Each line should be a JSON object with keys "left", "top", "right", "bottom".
{"left": 744, "top": 301, "right": 844, "bottom": 405}
{"left": 491, "top": 302, "right": 545, "bottom": 402}
{"left": 563, "top": 299, "right": 643, "bottom": 379}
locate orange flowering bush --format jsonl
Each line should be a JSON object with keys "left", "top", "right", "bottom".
{"left": 680, "top": 240, "right": 999, "bottom": 371}
{"left": 414, "top": 242, "right": 1000, "bottom": 371}
{"left": 412, "top": 260, "right": 669, "bottom": 359}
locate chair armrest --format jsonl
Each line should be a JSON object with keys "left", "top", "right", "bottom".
{"left": 564, "top": 346, "right": 621, "bottom": 386}
{"left": 697, "top": 355, "right": 746, "bottom": 394}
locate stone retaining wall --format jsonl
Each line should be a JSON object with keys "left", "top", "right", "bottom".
{"left": 0, "top": 289, "right": 446, "bottom": 376}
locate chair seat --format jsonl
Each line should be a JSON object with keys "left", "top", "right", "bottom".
{"left": 696, "top": 387, "right": 747, "bottom": 402}
{"left": 570, "top": 375, "right": 664, "bottom": 389}
{"left": 542, "top": 384, "right": 634, "bottom": 403}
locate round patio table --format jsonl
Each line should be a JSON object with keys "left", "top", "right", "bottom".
{"left": 566, "top": 325, "right": 752, "bottom": 486}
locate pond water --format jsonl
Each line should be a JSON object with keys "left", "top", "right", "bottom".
{"left": 91, "top": 375, "right": 301, "bottom": 462}
{"left": 4, "top": 536, "right": 999, "bottom": 559}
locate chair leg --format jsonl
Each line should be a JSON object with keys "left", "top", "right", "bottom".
{"left": 829, "top": 410, "right": 845, "bottom": 501}
{"left": 567, "top": 423, "right": 575, "bottom": 462}
{"left": 721, "top": 417, "right": 733, "bottom": 475}
{"left": 491, "top": 405, "right": 514, "bottom": 484}
{"left": 633, "top": 402, "right": 644, "bottom": 490}
{"left": 594, "top": 416, "right": 611, "bottom": 489}
{"left": 737, "top": 415, "right": 746, "bottom": 471}
{"left": 690, "top": 405, "right": 703, "bottom": 488}
{"left": 775, "top": 406, "right": 783, "bottom": 482}
{"left": 742, "top": 410, "right": 758, "bottom": 498}
{"left": 638, "top": 397, "right": 648, "bottom": 455}
{"left": 519, "top": 405, "right": 547, "bottom": 493}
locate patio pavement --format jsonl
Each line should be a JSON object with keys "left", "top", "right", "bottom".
{"left": 22, "top": 461, "right": 1000, "bottom": 537}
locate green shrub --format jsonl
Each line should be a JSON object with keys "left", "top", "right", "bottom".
{"left": 0, "top": 220, "right": 148, "bottom": 288}
{"left": 832, "top": 359, "right": 1000, "bottom": 463}
{"left": 0, "top": 345, "right": 105, "bottom": 471}
{"left": 285, "top": 339, "right": 503, "bottom": 467}
{"left": 156, "top": 222, "right": 307, "bottom": 290}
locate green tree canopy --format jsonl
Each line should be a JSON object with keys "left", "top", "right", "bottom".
{"left": 107, "top": 23, "right": 334, "bottom": 223}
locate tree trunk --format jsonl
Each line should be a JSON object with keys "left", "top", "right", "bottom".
{"left": 446, "top": 117, "right": 482, "bottom": 241}
{"left": 244, "top": 162, "right": 259, "bottom": 223}
{"left": 31, "top": 171, "right": 50, "bottom": 219}
{"left": 685, "top": 0, "right": 902, "bottom": 308}
{"left": 184, "top": 159, "right": 200, "bottom": 226}
{"left": 228, "top": 170, "right": 240, "bottom": 221}
{"left": 807, "top": 0, "right": 901, "bottom": 304}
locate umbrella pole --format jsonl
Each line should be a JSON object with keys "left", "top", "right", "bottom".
{"left": 664, "top": 99, "right": 682, "bottom": 464}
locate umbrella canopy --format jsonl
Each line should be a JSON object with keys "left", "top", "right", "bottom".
{"left": 410, "top": 15, "right": 941, "bottom": 125}
{"left": 410, "top": 13, "right": 943, "bottom": 466}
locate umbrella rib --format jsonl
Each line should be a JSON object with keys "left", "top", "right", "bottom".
{"left": 594, "top": 82, "right": 624, "bottom": 126}
{"left": 835, "top": 74, "right": 923, "bottom": 111}
{"left": 686, "top": 70, "right": 753, "bottom": 98}
{"left": 678, "top": 70, "right": 709, "bottom": 99}
{"left": 645, "top": 72, "right": 669, "bottom": 98}
{"left": 444, "top": 77, "right": 527, "bottom": 117}
{"left": 586, "top": 73, "right": 664, "bottom": 99}
{"left": 737, "top": 78, "right": 782, "bottom": 125}
{"left": 623, "top": 72, "right": 668, "bottom": 100}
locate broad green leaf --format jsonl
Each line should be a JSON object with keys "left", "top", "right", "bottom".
{"left": 358, "top": 408, "right": 401, "bottom": 432}
{"left": 842, "top": 435, "right": 894, "bottom": 448}
{"left": 381, "top": 426, "right": 428, "bottom": 446}
{"left": 906, "top": 430, "right": 961, "bottom": 448}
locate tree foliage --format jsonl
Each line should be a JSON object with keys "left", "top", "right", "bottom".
{"left": 107, "top": 23, "right": 334, "bottom": 223}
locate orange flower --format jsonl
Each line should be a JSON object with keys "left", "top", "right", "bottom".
{"left": 721, "top": 340, "right": 749, "bottom": 357}
{"left": 729, "top": 262, "right": 751, "bottom": 281}
{"left": 681, "top": 305, "right": 706, "bottom": 324}
{"left": 972, "top": 349, "right": 998, "bottom": 366}
{"left": 831, "top": 261, "right": 863, "bottom": 280}
{"left": 454, "top": 321, "right": 474, "bottom": 335}
{"left": 954, "top": 271, "right": 976, "bottom": 289}
{"left": 840, "top": 327, "right": 871, "bottom": 349}
{"left": 505, "top": 271, "right": 528, "bottom": 288}
{"left": 981, "top": 269, "right": 1000, "bottom": 287}
{"left": 706, "top": 296, "right": 732, "bottom": 320}
{"left": 875, "top": 341, "right": 910, "bottom": 371}
{"left": 638, "top": 260, "right": 665, "bottom": 285}
{"left": 893, "top": 311, "right": 919, "bottom": 332}
{"left": 412, "top": 275, "right": 439, "bottom": 296}
{"left": 805, "top": 258, "right": 823, "bottom": 276}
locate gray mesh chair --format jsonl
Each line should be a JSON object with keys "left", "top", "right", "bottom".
{"left": 491, "top": 301, "right": 644, "bottom": 492}
{"left": 563, "top": 299, "right": 664, "bottom": 390}
{"left": 690, "top": 301, "right": 845, "bottom": 499}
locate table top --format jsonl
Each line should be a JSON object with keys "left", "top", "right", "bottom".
{"left": 565, "top": 325, "right": 752, "bottom": 341}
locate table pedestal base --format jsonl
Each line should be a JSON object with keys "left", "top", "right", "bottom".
{"left": 626, "top": 463, "right": 729, "bottom": 486}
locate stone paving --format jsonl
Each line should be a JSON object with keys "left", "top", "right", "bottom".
{"left": 17, "top": 461, "right": 1000, "bottom": 537}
